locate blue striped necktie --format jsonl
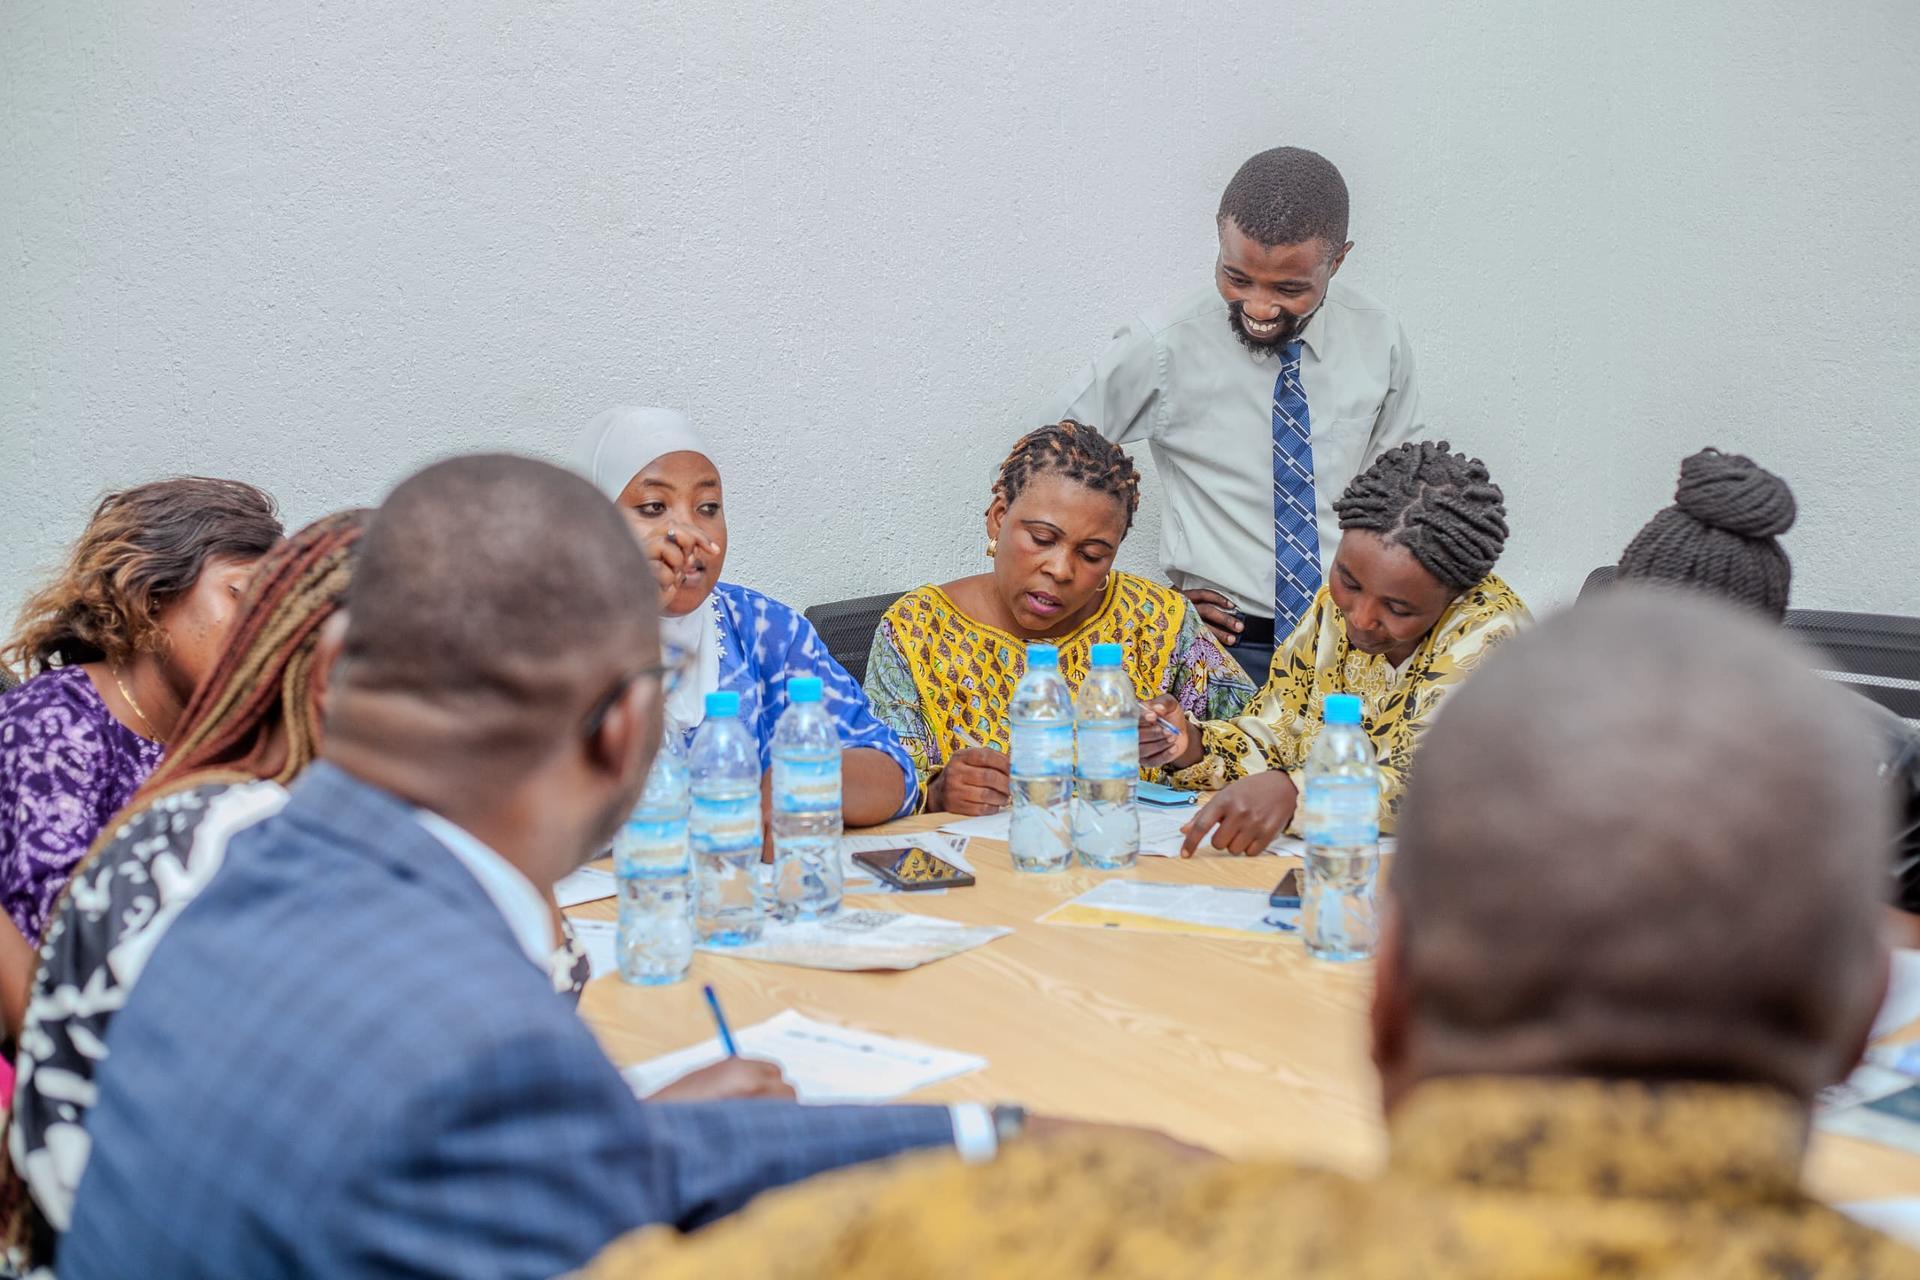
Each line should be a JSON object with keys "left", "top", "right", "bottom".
{"left": 1271, "top": 339, "right": 1321, "bottom": 631}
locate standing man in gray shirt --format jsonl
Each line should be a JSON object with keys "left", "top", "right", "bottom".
{"left": 1043, "top": 147, "right": 1424, "bottom": 682}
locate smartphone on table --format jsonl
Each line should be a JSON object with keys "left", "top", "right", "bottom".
{"left": 852, "top": 847, "right": 976, "bottom": 892}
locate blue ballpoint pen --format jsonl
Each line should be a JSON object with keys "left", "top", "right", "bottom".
{"left": 702, "top": 984, "right": 739, "bottom": 1057}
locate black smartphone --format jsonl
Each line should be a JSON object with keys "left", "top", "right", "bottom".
{"left": 1269, "top": 867, "right": 1302, "bottom": 910}
{"left": 852, "top": 846, "right": 976, "bottom": 891}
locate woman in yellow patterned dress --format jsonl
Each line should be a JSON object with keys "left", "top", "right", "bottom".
{"left": 1146, "top": 440, "right": 1529, "bottom": 852}
{"left": 864, "top": 422, "right": 1256, "bottom": 816}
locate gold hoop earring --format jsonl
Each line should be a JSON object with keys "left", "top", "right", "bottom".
{"left": 986, "top": 539, "right": 997, "bottom": 559}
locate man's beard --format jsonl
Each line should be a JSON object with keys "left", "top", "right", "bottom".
{"left": 1226, "top": 301, "right": 1312, "bottom": 356}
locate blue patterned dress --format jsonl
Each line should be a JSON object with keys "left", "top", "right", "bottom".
{"left": 689, "top": 583, "right": 919, "bottom": 820}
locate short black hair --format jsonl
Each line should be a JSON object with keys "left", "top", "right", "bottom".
{"left": 1217, "top": 147, "right": 1350, "bottom": 251}
{"left": 1335, "top": 441, "right": 1509, "bottom": 591}
{"left": 342, "top": 454, "right": 656, "bottom": 744}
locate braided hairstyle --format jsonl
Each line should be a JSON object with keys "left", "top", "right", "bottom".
{"left": 992, "top": 420, "right": 1142, "bottom": 532}
{"left": 127, "top": 508, "right": 370, "bottom": 807}
{"left": 1617, "top": 448, "right": 1795, "bottom": 620}
{"left": 1334, "top": 441, "right": 1510, "bottom": 591}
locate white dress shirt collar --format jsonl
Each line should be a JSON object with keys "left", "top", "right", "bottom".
{"left": 413, "top": 809, "right": 556, "bottom": 968}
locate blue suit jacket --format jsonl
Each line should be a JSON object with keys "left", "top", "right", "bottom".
{"left": 61, "top": 763, "right": 954, "bottom": 1279}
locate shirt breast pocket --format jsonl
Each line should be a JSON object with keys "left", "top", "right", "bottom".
{"left": 1311, "top": 416, "right": 1376, "bottom": 497}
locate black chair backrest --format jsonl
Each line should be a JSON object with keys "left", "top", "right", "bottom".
{"left": 1581, "top": 563, "right": 1920, "bottom": 721}
{"left": 803, "top": 590, "right": 907, "bottom": 685}
{"left": 1785, "top": 609, "right": 1920, "bottom": 722}
{"left": 0, "top": 666, "right": 16, "bottom": 695}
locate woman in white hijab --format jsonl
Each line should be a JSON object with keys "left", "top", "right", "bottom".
{"left": 578, "top": 407, "right": 919, "bottom": 825}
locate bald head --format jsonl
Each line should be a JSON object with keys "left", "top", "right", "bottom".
{"left": 336, "top": 454, "right": 657, "bottom": 781}
{"left": 1390, "top": 590, "right": 1889, "bottom": 1103}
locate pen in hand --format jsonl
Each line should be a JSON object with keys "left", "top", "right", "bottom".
{"left": 702, "top": 983, "right": 739, "bottom": 1057}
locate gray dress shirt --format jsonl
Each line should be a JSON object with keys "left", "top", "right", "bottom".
{"left": 1042, "top": 278, "right": 1423, "bottom": 620}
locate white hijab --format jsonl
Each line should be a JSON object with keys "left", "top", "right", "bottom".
{"left": 577, "top": 406, "right": 722, "bottom": 732}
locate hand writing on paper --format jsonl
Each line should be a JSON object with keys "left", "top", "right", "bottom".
{"left": 1138, "top": 695, "right": 1203, "bottom": 770}
{"left": 1182, "top": 588, "right": 1242, "bottom": 648}
{"left": 1178, "top": 773, "right": 1299, "bottom": 857}
{"left": 928, "top": 748, "right": 1011, "bottom": 816}
{"left": 645, "top": 1056, "right": 796, "bottom": 1102}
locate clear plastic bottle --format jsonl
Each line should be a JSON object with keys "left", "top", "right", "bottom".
{"left": 769, "top": 676, "right": 844, "bottom": 921}
{"left": 1072, "top": 642, "right": 1140, "bottom": 870}
{"left": 614, "top": 728, "right": 694, "bottom": 984}
{"left": 1009, "top": 643, "right": 1074, "bottom": 873}
{"left": 688, "top": 690, "right": 764, "bottom": 946}
{"left": 1299, "top": 693, "right": 1382, "bottom": 962}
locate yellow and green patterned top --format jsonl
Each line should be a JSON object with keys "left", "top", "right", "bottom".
{"left": 1171, "top": 573, "right": 1528, "bottom": 833}
{"left": 581, "top": 1077, "right": 1920, "bottom": 1279}
{"left": 864, "top": 571, "right": 1255, "bottom": 802}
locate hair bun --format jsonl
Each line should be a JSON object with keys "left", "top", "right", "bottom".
{"left": 1673, "top": 448, "right": 1796, "bottom": 539}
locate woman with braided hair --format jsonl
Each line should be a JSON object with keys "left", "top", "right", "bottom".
{"left": 1150, "top": 441, "right": 1529, "bottom": 853}
{"left": 865, "top": 421, "right": 1256, "bottom": 816}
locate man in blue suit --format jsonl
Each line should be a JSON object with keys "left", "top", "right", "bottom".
{"left": 60, "top": 456, "right": 1036, "bottom": 1278}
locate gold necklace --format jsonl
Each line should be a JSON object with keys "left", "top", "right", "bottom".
{"left": 111, "top": 667, "right": 165, "bottom": 743}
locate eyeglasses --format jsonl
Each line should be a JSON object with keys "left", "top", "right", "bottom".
{"left": 580, "top": 642, "right": 696, "bottom": 740}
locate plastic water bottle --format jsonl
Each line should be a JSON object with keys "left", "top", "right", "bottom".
{"left": 1072, "top": 642, "right": 1139, "bottom": 870}
{"left": 614, "top": 729, "right": 694, "bottom": 984}
{"left": 689, "top": 690, "right": 764, "bottom": 946}
{"left": 1299, "top": 693, "right": 1382, "bottom": 962}
{"left": 1009, "top": 643, "right": 1074, "bottom": 873}
{"left": 769, "top": 676, "right": 844, "bottom": 921}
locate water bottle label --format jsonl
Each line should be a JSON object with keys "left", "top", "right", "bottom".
{"left": 773, "top": 753, "right": 841, "bottom": 813}
{"left": 1301, "top": 777, "right": 1380, "bottom": 846}
{"left": 1075, "top": 723, "right": 1138, "bottom": 781}
{"left": 617, "top": 815, "right": 689, "bottom": 875}
{"left": 1010, "top": 722, "right": 1072, "bottom": 776}
{"left": 690, "top": 794, "right": 760, "bottom": 852}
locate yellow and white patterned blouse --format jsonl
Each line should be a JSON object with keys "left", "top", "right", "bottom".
{"left": 1170, "top": 573, "right": 1528, "bottom": 833}
{"left": 582, "top": 1077, "right": 1920, "bottom": 1279}
{"left": 865, "top": 572, "right": 1255, "bottom": 801}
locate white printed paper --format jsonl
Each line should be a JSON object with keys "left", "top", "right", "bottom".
{"left": 700, "top": 909, "right": 1008, "bottom": 971}
{"left": 569, "top": 917, "right": 619, "bottom": 978}
{"left": 555, "top": 866, "right": 618, "bottom": 908}
{"left": 1841, "top": 1199, "right": 1920, "bottom": 1250}
{"left": 1043, "top": 879, "right": 1297, "bottom": 937}
{"left": 940, "top": 805, "right": 1305, "bottom": 857}
{"left": 1818, "top": 1063, "right": 1920, "bottom": 1155}
{"left": 623, "top": 1009, "right": 987, "bottom": 1103}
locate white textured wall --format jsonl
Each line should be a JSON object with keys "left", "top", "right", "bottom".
{"left": 5, "top": 1, "right": 1918, "bottom": 632}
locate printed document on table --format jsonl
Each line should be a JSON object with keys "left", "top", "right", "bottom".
{"left": 940, "top": 806, "right": 1306, "bottom": 857}
{"left": 1841, "top": 1200, "right": 1920, "bottom": 1250}
{"left": 1040, "top": 880, "right": 1299, "bottom": 940}
{"left": 555, "top": 865, "right": 617, "bottom": 908}
{"left": 569, "top": 917, "right": 618, "bottom": 978}
{"left": 623, "top": 1009, "right": 987, "bottom": 1103}
{"left": 1819, "top": 1063, "right": 1920, "bottom": 1155}
{"left": 700, "top": 909, "right": 1009, "bottom": 971}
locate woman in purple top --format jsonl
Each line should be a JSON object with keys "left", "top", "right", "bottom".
{"left": 0, "top": 478, "right": 282, "bottom": 967}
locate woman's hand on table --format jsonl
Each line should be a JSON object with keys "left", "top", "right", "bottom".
{"left": 1179, "top": 773, "right": 1299, "bottom": 857}
{"left": 1138, "top": 695, "right": 1202, "bottom": 770}
{"left": 646, "top": 1056, "right": 796, "bottom": 1103}
{"left": 928, "top": 748, "right": 1011, "bottom": 815}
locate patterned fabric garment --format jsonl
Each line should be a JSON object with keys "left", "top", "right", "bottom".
{"left": 581, "top": 1076, "right": 1920, "bottom": 1279}
{"left": 1170, "top": 575, "right": 1528, "bottom": 833}
{"left": 7, "top": 779, "right": 592, "bottom": 1270}
{"left": 0, "top": 667, "right": 165, "bottom": 943}
{"left": 690, "top": 583, "right": 919, "bottom": 819}
{"left": 864, "top": 573, "right": 1256, "bottom": 800}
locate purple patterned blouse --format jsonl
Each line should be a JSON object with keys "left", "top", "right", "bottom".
{"left": 0, "top": 666, "right": 165, "bottom": 943}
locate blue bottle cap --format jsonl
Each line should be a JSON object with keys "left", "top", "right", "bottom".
{"left": 1090, "top": 643, "right": 1124, "bottom": 667}
{"left": 1027, "top": 643, "right": 1060, "bottom": 667}
{"left": 1323, "top": 693, "right": 1363, "bottom": 725}
{"left": 788, "top": 676, "right": 823, "bottom": 704}
{"left": 705, "top": 690, "right": 742, "bottom": 718}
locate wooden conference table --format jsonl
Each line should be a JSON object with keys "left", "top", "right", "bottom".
{"left": 574, "top": 814, "right": 1920, "bottom": 1202}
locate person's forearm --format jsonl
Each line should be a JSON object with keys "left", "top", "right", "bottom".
{"left": 0, "top": 910, "right": 38, "bottom": 1041}
{"left": 843, "top": 748, "right": 908, "bottom": 826}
